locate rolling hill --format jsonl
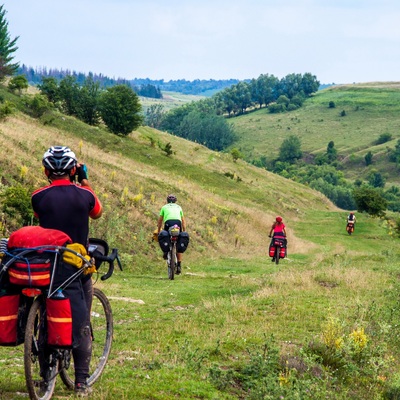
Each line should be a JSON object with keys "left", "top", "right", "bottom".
{"left": 1, "top": 83, "right": 400, "bottom": 399}
{"left": 230, "top": 82, "right": 400, "bottom": 186}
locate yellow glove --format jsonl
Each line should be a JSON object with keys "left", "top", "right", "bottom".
{"left": 83, "top": 263, "right": 97, "bottom": 275}
{"left": 63, "top": 243, "right": 92, "bottom": 268}
{"left": 152, "top": 229, "right": 159, "bottom": 242}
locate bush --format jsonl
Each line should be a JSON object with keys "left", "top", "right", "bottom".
{"left": 353, "top": 186, "right": 387, "bottom": 217}
{"left": 1, "top": 184, "right": 34, "bottom": 228}
{"left": 268, "top": 103, "right": 286, "bottom": 113}
{"left": 0, "top": 100, "right": 14, "bottom": 120}
{"left": 376, "top": 132, "right": 392, "bottom": 145}
{"left": 22, "top": 94, "right": 53, "bottom": 118}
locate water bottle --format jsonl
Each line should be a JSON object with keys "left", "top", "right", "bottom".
{"left": 53, "top": 289, "right": 65, "bottom": 299}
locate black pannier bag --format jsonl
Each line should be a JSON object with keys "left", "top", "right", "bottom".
{"left": 177, "top": 232, "right": 190, "bottom": 253}
{"left": 158, "top": 230, "right": 170, "bottom": 253}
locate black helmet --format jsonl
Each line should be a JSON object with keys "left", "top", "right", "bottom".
{"left": 167, "top": 194, "right": 177, "bottom": 203}
{"left": 42, "top": 146, "right": 77, "bottom": 175}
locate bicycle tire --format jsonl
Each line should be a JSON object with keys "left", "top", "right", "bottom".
{"left": 59, "top": 287, "right": 113, "bottom": 389}
{"left": 24, "top": 297, "right": 57, "bottom": 400}
{"left": 167, "top": 245, "right": 175, "bottom": 280}
{"left": 275, "top": 246, "right": 280, "bottom": 265}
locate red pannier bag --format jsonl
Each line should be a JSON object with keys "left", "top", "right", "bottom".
{"left": 0, "top": 294, "right": 20, "bottom": 346}
{"left": 7, "top": 226, "right": 72, "bottom": 288}
{"left": 46, "top": 297, "right": 73, "bottom": 347}
{"left": 269, "top": 245, "right": 275, "bottom": 257}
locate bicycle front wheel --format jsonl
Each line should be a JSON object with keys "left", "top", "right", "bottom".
{"left": 60, "top": 287, "right": 113, "bottom": 389}
{"left": 24, "top": 297, "right": 57, "bottom": 400}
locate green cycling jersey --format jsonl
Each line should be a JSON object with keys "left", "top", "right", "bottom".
{"left": 159, "top": 203, "right": 184, "bottom": 222}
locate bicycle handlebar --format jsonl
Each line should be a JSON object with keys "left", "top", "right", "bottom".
{"left": 1, "top": 244, "right": 123, "bottom": 282}
{"left": 90, "top": 248, "right": 123, "bottom": 281}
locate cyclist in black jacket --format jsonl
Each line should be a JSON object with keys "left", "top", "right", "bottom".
{"left": 32, "top": 146, "right": 102, "bottom": 397}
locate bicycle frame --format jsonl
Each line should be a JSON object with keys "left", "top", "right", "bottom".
{"left": 167, "top": 226, "right": 180, "bottom": 280}
{"left": 0, "top": 239, "right": 122, "bottom": 400}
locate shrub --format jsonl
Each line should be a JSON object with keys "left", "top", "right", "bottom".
{"left": 22, "top": 94, "right": 53, "bottom": 118}
{"left": 0, "top": 100, "right": 14, "bottom": 120}
{"left": 365, "top": 151, "right": 373, "bottom": 166}
{"left": 376, "top": 132, "right": 392, "bottom": 145}
{"left": 353, "top": 186, "right": 387, "bottom": 217}
{"left": 0, "top": 184, "right": 34, "bottom": 228}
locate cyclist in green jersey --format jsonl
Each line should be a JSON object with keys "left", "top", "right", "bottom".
{"left": 157, "top": 194, "right": 186, "bottom": 274}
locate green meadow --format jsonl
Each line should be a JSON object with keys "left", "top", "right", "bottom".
{"left": 0, "top": 83, "right": 400, "bottom": 399}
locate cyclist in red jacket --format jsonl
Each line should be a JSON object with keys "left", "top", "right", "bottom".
{"left": 268, "top": 216, "right": 287, "bottom": 262}
{"left": 31, "top": 146, "right": 102, "bottom": 397}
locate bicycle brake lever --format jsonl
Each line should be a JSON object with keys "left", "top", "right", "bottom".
{"left": 116, "top": 254, "right": 123, "bottom": 271}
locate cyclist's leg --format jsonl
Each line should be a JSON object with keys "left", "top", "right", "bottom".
{"left": 57, "top": 268, "right": 91, "bottom": 389}
{"left": 165, "top": 220, "right": 183, "bottom": 272}
{"left": 71, "top": 277, "right": 92, "bottom": 387}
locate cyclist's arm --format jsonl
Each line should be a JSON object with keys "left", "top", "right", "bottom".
{"left": 181, "top": 216, "right": 186, "bottom": 232}
{"left": 157, "top": 215, "right": 163, "bottom": 233}
{"left": 82, "top": 185, "right": 103, "bottom": 220}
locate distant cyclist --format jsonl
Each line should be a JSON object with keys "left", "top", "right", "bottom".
{"left": 346, "top": 212, "right": 356, "bottom": 233}
{"left": 347, "top": 212, "right": 356, "bottom": 225}
{"left": 31, "top": 145, "right": 102, "bottom": 397}
{"left": 157, "top": 194, "right": 186, "bottom": 274}
{"left": 268, "top": 216, "right": 287, "bottom": 261}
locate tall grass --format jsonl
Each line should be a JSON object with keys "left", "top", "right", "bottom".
{"left": 1, "top": 86, "right": 400, "bottom": 398}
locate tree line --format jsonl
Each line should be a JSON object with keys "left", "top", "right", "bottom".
{"left": 145, "top": 72, "right": 320, "bottom": 152}
{"left": 18, "top": 65, "right": 163, "bottom": 99}
{"left": 35, "top": 75, "right": 142, "bottom": 134}
{"left": 18, "top": 65, "right": 241, "bottom": 97}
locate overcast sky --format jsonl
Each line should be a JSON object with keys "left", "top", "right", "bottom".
{"left": 3, "top": 0, "right": 400, "bottom": 84}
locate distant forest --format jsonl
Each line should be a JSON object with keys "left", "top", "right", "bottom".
{"left": 17, "top": 65, "right": 241, "bottom": 97}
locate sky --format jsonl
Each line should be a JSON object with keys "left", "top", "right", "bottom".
{"left": 3, "top": 0, "right": 400, "bottom": 84}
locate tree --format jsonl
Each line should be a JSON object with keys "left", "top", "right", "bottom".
{"left": 145, "top": 104, "right": 165, "bottom": 129}
{"left": 99, "top": 85, "right": 143, "bottom": 135}
{"left": 8, "top": 74, "right": 28, "bottom": 94}
{"left": 38, "top": 77, "right": 60, "bottom": 103}
{"left": 176, "top": 110, "right": 236, "bottom": 151}
{"left": 0, "top": 5, "right": 19, "bottom": 80}
{"left": 58, "top": 75, "right": 80, "bottom": 116}
{"left": 279, "top": 135, "right": 302, "bottom": 163}
{"left": 365, "top": 151, "right": 373, "bottom": 166}
{"left": 353, "top": 186, "right": 387, "bottom": 217}
{"left": 326, "top": 141, "right": 337, "bottom": 163}
{"left": 76, "top": 76, "right": 101, "bottom": 125}
{"left": 368, "top": 170, "right": 385, "bottom": 188}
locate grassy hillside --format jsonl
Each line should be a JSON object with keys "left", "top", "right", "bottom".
{"left": 230, "top": 82, "right": 400, "bottom": 186}
{"left": 140, "top": 91, "right": 206, "bottom": 114}
{"left": 1, "top": 86, "right": 400, "bottom": 399}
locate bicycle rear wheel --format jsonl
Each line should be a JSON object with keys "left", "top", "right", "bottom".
{"left": 168, "top": 245, "right": 176, "bottom": 280}
{"left": 275, "top": 246, "right": 280, "bottom": 265}
{"left": 60, "top": 287, "right": 113, "bottom": 389}
{"left": 24, "top": 297, "right": 57, "bottom": 400}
